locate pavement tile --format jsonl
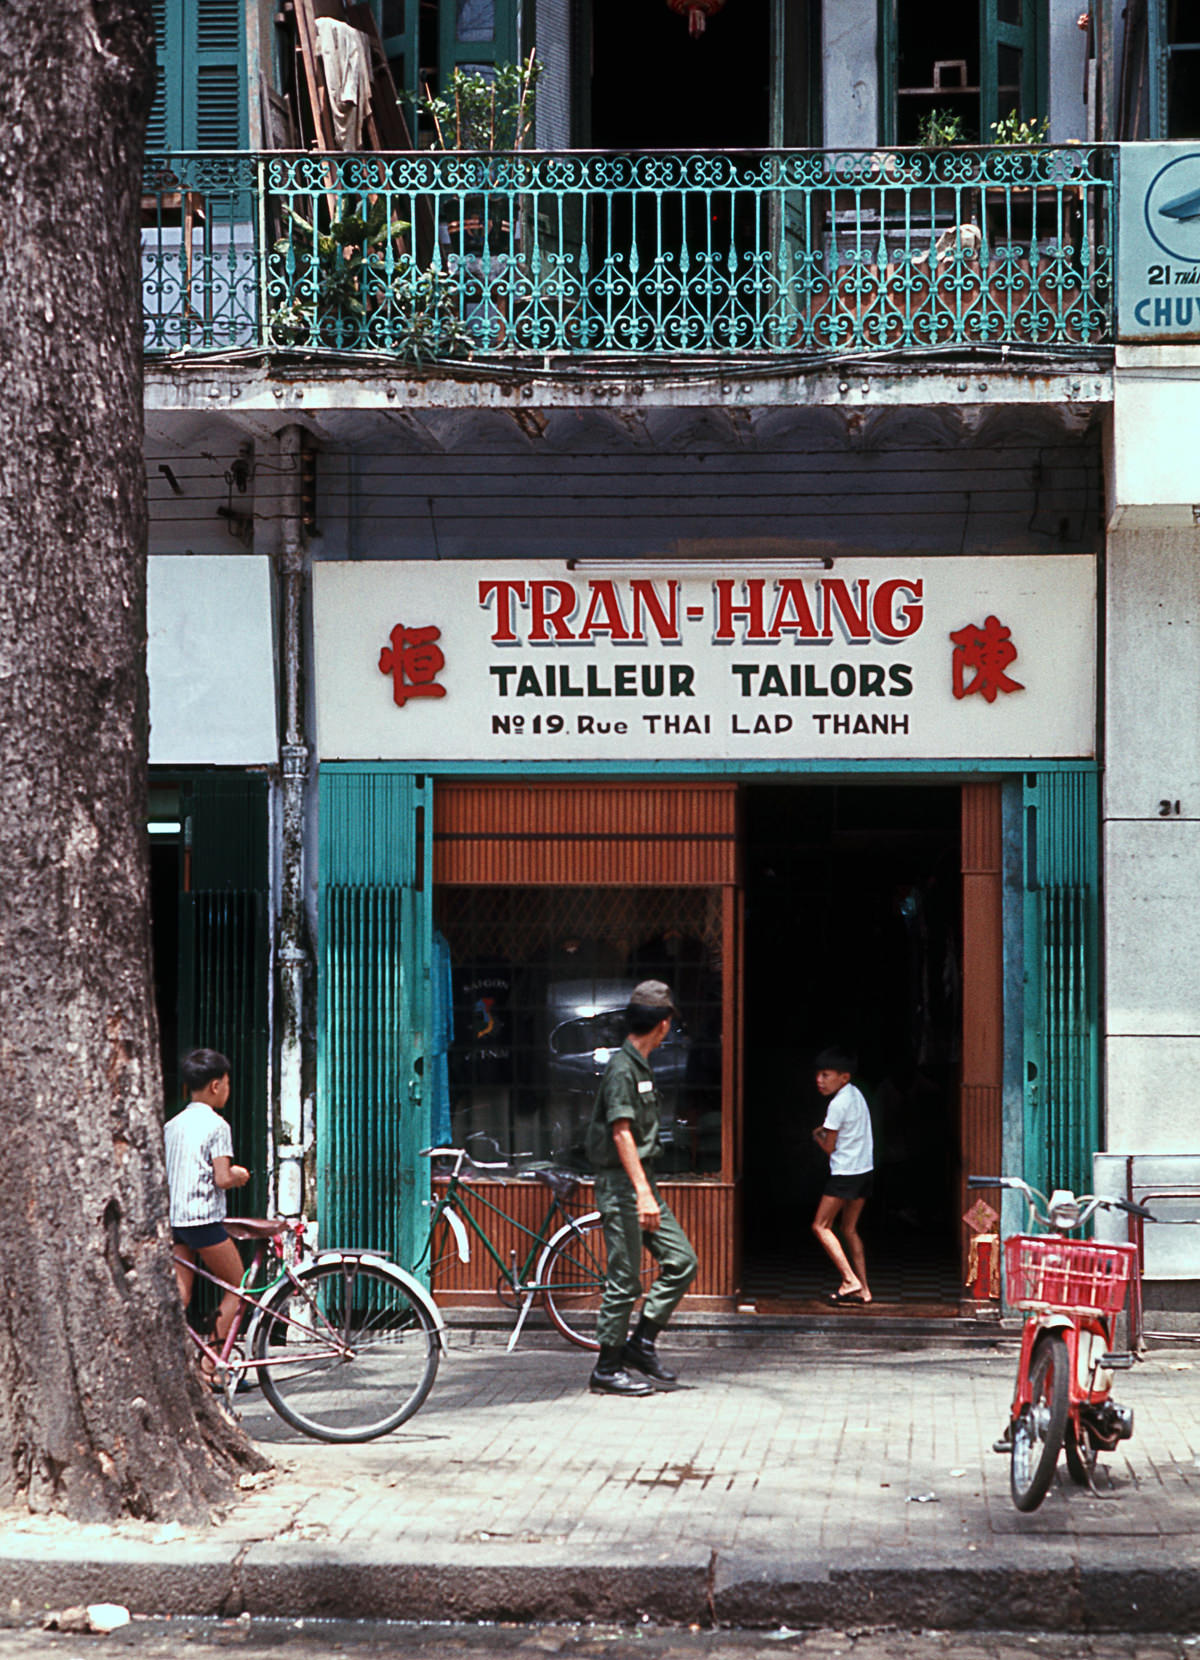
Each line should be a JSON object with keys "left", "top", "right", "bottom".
{"left": 4, "top": 1339, "right": 1200, "bottom": 1626}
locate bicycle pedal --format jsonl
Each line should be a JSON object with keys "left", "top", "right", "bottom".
{"left": 1101, "top": 1353, "right": 1135, "bottom": 1369}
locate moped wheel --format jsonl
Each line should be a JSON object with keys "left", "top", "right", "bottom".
{"left": 1010, "top": 1333, "right": 1069, "bottom": 1512}
{"left": 1064, "top": 1421, "right": 1099, "bottom": 1486}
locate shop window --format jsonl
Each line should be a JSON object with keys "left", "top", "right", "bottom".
{"left": 1152, "top": 0, "right": 1200, "bottom": 135}
{"left": 434, "top": 885, "right": 724, "bottom": 1175}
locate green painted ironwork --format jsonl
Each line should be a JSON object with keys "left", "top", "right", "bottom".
{"left": 142, "top": 145, "right": 1115, "bottom": 358}
{"left": 318, "top": 769, "right": 433, "bottom": 1271}
{"left": 1021, "top": 769, "right": 1100, "bottom": 1201}
{"left": 177, "top": 773, "right": 271, "bottom": 1220}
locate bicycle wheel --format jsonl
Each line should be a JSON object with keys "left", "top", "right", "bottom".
{"left": 1010, "top": 1333, "right": 1069, "bottom": 1512}
{"left": 1064, "top": 1421, "right": 1099, "bottom": 1486}
{"left": 252, "top": 1256, "right": 440, "bottom": 1441}
{"left": 539, "top": 1215, "right": 656, "bottom": 1352}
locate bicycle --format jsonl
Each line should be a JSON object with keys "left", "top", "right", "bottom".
{"left": 969, "top": 1174, "right": 1154, "bottom": 1512}
{"left": 176, "top": 1216, "right": 444, "bottom": 1442}
{"left": 418, "top": 1144, "right": 651, "bottom": 1352}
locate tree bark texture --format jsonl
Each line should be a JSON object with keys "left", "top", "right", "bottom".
{"left": 0, "top": 2, "right": 267, "bottom": 1518}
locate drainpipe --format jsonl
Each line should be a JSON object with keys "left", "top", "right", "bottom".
{"left": 276, "top": 423, "right": 310, "bottom": 1216}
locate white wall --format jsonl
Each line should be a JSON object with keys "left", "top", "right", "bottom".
{"left": 147, "top": 555, "right": 279, "bottom": 765}
{"left": 1048, "top": 3, "right": 1090, "bottom": 142}
{"left": 1105, "top": 526, "right": 1200, "bottom": 1149}
{"left": 1111, "top": 360, "right": 1200, "bottom": 523}
{"left": 822, "top": 0, "right": 878, "bottom": 148}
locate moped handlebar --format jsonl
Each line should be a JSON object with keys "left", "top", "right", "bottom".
{"left": 967, "top": 1174, "right": 1157, "bottom": 1227}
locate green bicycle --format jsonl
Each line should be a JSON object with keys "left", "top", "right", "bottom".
{"left": 417, "top": 1143, "right": 650, "bottom": 1351}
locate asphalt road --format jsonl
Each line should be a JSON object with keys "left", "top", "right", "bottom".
{"left": 3, "top": 1621, "right": 1200, "bottom": 1660}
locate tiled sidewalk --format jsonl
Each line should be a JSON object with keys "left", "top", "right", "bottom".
{"left": 5, "top": 1335, "right": 1200, "bottom": 1628}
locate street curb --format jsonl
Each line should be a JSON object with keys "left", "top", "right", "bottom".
{"left": 6, "top": 1549, "right": 1200, "bottom": 1631}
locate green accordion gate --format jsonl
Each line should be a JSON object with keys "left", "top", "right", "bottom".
{"left": 317, "top": 768, "right": 433, "bottom": 1270}
{"left": 1022, "top": 768, "right": 1101, "bottom": 1201}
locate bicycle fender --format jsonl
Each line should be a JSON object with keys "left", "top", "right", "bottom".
{"left": 247, "top": 1251, "right": 447, "bottom": 1345}
{"left": 440, "top": 1207, "right": 471, "bottom": 1266}
{"left": 536, "top": 1209, "right": 603, "bottom": 1279}
{"left": 323, "top": 1251, "right": 447, "bottom": 1338}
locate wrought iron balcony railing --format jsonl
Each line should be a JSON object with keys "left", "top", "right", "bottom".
{"left": 142, "top": 147, "right": 1115, "bottom": 361}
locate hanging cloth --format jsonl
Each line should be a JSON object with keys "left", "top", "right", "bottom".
{"left": 314, "top": 17, "right": 373, "bottom": 150}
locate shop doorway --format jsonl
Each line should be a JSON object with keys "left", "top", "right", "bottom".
{"left": 741, "top": 783, "right": 965, "bottom": 1307}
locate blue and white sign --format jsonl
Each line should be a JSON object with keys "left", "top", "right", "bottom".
{"left": 1119, "top": 143, "right": 1200, "bottom": 340}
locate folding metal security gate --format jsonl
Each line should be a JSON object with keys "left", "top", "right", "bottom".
{"left": 1022, "top": 768, "right": 1101, "bottom": 1199}
{"left": 317, "top": 769, "right": 433, "bottom": 1267}
{"left": 177, "top": 772, "right": 270, "bottom": 1218}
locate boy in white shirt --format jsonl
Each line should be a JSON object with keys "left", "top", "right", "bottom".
{"left": 164, "top": 1047, "right": 251, "bottom": 1349}
{"left": 811, "top": 1046, "right": 874, "bottom": 1306}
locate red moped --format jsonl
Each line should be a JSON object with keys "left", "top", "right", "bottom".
{"left": 969, "top": 1174, "right": 1154, "bottom": 1513}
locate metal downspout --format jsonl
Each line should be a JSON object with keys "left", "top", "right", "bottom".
{"left": 276, "top": 424, "right": 309, "bottom": 1216}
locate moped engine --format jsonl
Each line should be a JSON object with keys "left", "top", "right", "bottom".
{"left": 1081, "top": 1399, "right": 1134, "bottom": 1449}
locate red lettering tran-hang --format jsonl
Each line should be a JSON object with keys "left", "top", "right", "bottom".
{"left": 950, "top": 616, "right": 1024, "bottom": 703}
{"left": 379, "top": 623, "right": 446, "bottom": 706}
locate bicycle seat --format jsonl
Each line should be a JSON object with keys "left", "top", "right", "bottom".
{"left": 224, "top": 1217, "right": 286, "bottom": 1239}
{"left": 534, "top": 1168, "right": 580, "bottom": 1202}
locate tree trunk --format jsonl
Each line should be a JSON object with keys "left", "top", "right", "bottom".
{"left": 0, "top": 1, "right": 268, "bottom": 1519}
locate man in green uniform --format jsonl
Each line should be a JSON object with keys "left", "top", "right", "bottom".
{"left": 584, "top": 980, "right": 699, "bottom": 1395}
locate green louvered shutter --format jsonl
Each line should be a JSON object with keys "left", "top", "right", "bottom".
{"left": 147, "top": 0, "right": 246, "bottom": 152}
{"left": 191, "top": 0, "right": 246, "bottom": 148}
{"left": 318, "top": 770, "right": 434, "bottom": 1273}
{"left": 178, "top": 773, "right": 271, "bottom": 1218}
{"left": 1022, "top": 770, "right": 1100, "bottom": 1200}
{"left": 146, "top": 0, "right": 173, "bottom": 151}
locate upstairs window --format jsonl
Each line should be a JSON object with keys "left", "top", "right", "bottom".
{"left": 881, "top": 0, "right": 1045, "bottom": 144}
{"left": 1151, "top": 0, "right": 1200, "bottom": 135}
{"left": 148, "top": 0, "right": 247, "bottom": 152}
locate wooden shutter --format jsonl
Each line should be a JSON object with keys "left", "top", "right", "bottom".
{"left": 433, "top": 782, "right": 738, "bottom": 885}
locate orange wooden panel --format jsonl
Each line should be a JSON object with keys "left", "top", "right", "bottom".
{"left": 959, "top": 782, "right": 1004, "bottom": 1278}
{"left": 428, "top": 1176, "right": 737, "bottom": 1300}
{"left": 433, "top": 782, "right": 737, "bottom": 885}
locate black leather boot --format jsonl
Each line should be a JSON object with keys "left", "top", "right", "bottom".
{"left": 622, "top": 1316, "right": 679, "bottom": 1388}
{"left": 589, "top": 1343, "right": 653, "bottom": 1396}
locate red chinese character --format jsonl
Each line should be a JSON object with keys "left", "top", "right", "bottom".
{"left": 379, "top": 623, "right": 446, "bottom": 707}
{"left": 950, "top": 615, "right": 1024, "bottom": 703}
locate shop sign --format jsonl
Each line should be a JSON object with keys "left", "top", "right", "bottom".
{"left": 1118, "top": 143, "right": 1200, "bottom": 341}
{"left": 312, "top": 557, "right": 1096, "bottom": 762}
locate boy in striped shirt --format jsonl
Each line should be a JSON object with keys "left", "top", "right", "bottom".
{"left": 164, "top": 1048, "right": 250, "bottom": 1347}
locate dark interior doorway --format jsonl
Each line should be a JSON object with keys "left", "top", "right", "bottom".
{"left": 741, "top": 783, "right": 963, "bottom": 1307}
{"left": 591, "top": 0, "right": 772, "bottom": 150}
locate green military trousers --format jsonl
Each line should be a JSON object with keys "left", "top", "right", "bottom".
{"left": 593, "top": 1171, "right": 699, "bottom": 1347}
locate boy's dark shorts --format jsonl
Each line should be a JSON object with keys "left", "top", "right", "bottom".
{"left": 824, "top": 1171, "right": 874, "bottom": 1201}
{"left": 172, "top": 1221, "right": 229, "bottom": 1248}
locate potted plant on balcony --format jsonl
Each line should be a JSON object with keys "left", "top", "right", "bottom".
{"left": 981, "top": 115, "right": 1084, "bottom": 343}
{"left": 411, "top": 53, "right": 542, "bottom": 348}
{"left": 268, "top": 195, "right": 475, "bottom": 361}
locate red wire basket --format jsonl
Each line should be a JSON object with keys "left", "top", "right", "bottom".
{"left": 1004, "top": 1234, "right": 1139, "bottom": 1316}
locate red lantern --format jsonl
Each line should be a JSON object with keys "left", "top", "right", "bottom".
{"left": 666, "top": 0, "right": 726, "bottom": 37}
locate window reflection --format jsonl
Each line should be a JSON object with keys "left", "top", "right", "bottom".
{"left": 434, "top": 885, "right": 724, "bottom": 1174}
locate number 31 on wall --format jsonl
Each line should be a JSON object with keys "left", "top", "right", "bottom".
{"left": 1159, "top": 800, "right": 1183, "bottom": 816}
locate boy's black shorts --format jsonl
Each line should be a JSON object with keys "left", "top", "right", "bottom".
{"left": 172, "top": 1221, "right": 230, "bottom": 1248}
{"left": 824, "top": 1171, "right": 874, "bottom": 1201}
